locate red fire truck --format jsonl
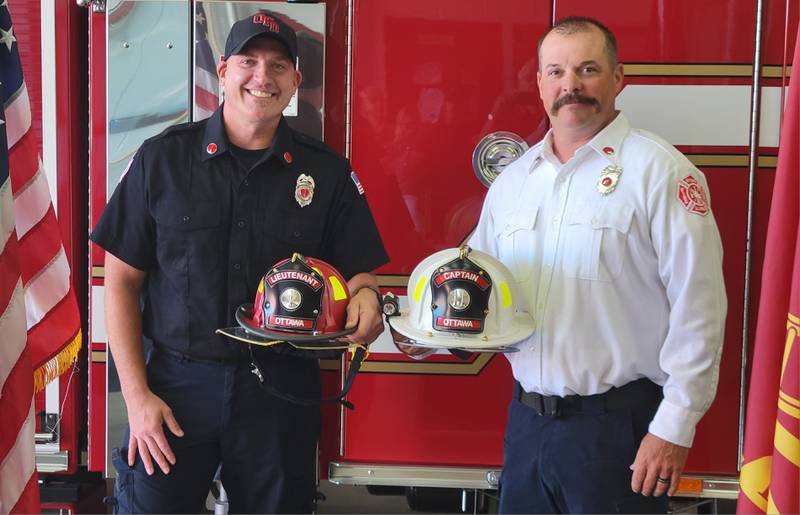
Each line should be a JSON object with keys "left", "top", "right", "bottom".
{"left": 18, "top": 0, "right": 796, "bottom": 512}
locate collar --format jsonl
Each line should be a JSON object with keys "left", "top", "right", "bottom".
{"left": 200, "top": 106, "right": 297, "bottom": 167}
{"left": 535, "top": 111, "right": 630, "bottom": 168}
{"left": 268, "top": 117, "right": 297, "bottom": 167}
{"left": 521, "top": 140, "right": 547, "bottom": 174}
{"left": 586, "top": 111, "right": 629, "bottom": 164}
{"left": 201, "top": 106, "right": 231, "bottom": 161}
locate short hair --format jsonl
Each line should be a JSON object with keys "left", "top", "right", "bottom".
{"left": 537, "top": 17, "right": 618, "bottom": 68}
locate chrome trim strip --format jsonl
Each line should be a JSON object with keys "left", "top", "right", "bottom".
{"left": 344, "top": 0, "right": 354, "bottom": 159}
{"left": 689, "top": 476, "right": 741, "bottom": 500}
{"left": 329, "top": 462, "right": 740, "bottom": 499}
{"left": 329, "top": 462, "right": 501, "bottom": 489}
{"left": 340, "top": 0, "right": 356, "bottom": 458}
{"left": 36, "top": 451, "right": 70, "bottom": 473}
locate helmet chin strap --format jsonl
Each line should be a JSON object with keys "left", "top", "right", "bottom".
{"left": 246, "top": 343, "right": 369, "bottom": 410}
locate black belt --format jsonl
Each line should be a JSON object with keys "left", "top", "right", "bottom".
{"left": 154, "top": 345, "right": 243, "bottom": 366}
{"left": 518, "top": 378, "right": 661, "bottom": 417}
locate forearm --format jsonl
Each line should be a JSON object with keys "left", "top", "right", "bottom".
{"left": 347, "top": 272, "right": 379, "bottom": 297}
{"left": 105, "top": 255, "right": 150, "bottom": 404}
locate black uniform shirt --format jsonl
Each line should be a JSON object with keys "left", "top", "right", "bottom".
{"left": 91, "top": 107, "right": 388, "bottom": 360}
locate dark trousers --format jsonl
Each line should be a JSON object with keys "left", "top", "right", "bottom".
{"left": 499, "top": 380, "right": 669, "bottom": 514}
{"left": 111, "top": 346, "right": 321, "bottom": 514}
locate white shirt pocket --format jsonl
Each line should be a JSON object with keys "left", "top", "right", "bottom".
{"left": 564, "top": 204, "right": 634, "bottom": 281}
{"left": 494, "top": 207, "right": 539, "bottom": 282}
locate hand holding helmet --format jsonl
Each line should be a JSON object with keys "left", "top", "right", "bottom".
{"left": 218, "top": 253, "right": 355, "bottom": 349}
{"left": 217, "top": 253, "right": 370, "bottom": 408}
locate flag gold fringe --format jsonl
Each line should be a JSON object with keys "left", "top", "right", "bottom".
{"left": 33, "top": 330, "right": 83, "bottom": 393}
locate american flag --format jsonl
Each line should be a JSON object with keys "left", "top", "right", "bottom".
{"left": 0, "top": 3, "right": 82, "bottom": 512}
{"left": 194, "top": 4, "right": 220, "bottom": 121}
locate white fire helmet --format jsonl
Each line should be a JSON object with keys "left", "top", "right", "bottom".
{"left": 387, "top": 246, "right": 535, "bottom": 356}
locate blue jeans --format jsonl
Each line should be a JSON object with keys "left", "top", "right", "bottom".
{"left": 111, "top": 346, "right": 321, "bottom": 514}
{"left": 499, "top": 381, "right": 669, "bottom": 514}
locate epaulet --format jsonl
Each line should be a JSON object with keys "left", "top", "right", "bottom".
{"left": 143, "top": 120, "right": 203, "bottom": 146}
{"left": 628, "top": 128, "right": 689, "bottom": 169}
{"left": 292, "top": 130, "right": 342, "bottom": 158}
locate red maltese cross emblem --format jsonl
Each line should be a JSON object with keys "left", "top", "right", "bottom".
{"left": 677, "top": 175, "right": 709, "bottom": 216}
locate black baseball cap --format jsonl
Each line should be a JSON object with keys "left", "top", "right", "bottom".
{"left": 224, "top": 12, "right": 297, "bottom": 64}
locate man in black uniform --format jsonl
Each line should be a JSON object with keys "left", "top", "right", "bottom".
{"left": 91, "top": 12, "right": 388, "bottom": 514}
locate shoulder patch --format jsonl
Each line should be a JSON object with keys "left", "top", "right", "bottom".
{"left": 350, "top": 171, "right": 365, "bottom": 195}
{"left": 677, "top": 175, "right": 709, "bottom": 216}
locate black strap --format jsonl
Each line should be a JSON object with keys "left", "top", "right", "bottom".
{"left": 448, "top": 348, "right": 474, "bottom": 360}
{"left": 248, "top": 344, "right": 367, "bottom": 410}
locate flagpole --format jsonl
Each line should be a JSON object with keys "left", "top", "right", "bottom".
{"left": 740, "top": 0, "right": 765, "bottom": 471}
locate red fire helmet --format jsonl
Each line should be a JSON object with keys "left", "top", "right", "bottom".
{"left": 217, "top": 253, "right": 355, "bottom": 347}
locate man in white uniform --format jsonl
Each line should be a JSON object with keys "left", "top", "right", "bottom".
{"left": 469, "top": 16, "right": 726, "bottom": 514}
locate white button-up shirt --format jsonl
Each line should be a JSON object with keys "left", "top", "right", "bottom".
{"left": 469, "top": 113, "right": 727, "bottom": 447}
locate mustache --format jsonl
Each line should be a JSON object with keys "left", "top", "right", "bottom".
{"left": 551, "top": 93, "right": 600, "bottom": 115}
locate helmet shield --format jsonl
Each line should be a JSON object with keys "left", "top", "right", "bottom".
{"left": 386, "top": 246, "right": 535, "bottom": 351}
{"left": 430, "top": 253, "right": 492, "bottom": 334}
{"left": 217, "top": 254, "right": 355, "bottom": 347}
{"left": 257, "top": 256, "right": 324, "bottom": 333}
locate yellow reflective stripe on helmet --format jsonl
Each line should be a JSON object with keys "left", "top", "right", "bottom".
{"left": 413, "top": 276, "right": 428, "bottom": 302}
{"left": 328, "top": 275, "right": 348, "bottom": 300}
{"left": 258, "top": 280, "right": 264, "bottom": 294}
{"left": 500, "top": 281, "right": 512, "bottom": 308}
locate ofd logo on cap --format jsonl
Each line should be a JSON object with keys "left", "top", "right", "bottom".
{"left": 252, "top": 13, "right": 279, "bottom": 33}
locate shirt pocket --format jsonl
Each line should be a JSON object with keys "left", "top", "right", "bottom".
{"left": 494, "top": 207, "right": 539, "bottom": 282}
{"left": 155, "top": 199, "right": 223, "bottom": 275}
{"left": 259, "top": 216, "right": 327, "bottom": 272}
{"left": 563, "top": 204, "right": 634, "bottom": 281}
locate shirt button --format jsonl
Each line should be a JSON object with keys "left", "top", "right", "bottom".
{"left": 243, "top": 179, "right": 249, "bottom": 187}
{"left": 552, "top": 218, "right": 559, "bottom": 224}
{"left": 293, "top": 230, "right": 301, "bottom": 237}
{"left": 182, "top": 215, "right": 190, "bottom": 223}
{"left": 233, "top": 263, "right": 241, "bottom": 270}
{"left": 237, "top": 220, "right": 246, "bottom": 228}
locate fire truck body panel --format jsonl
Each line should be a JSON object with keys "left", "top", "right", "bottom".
{"left": 16, "top": 0, "right": 792, "bottom": 503}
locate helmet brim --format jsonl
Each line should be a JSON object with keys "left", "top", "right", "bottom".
{"left": 387, "top": 311, "right": 534, "bottom": 350}
{"left": 216, "top": 304, "right": 356, "bottom": 347}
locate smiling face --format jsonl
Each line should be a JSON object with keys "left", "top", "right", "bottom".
{"left": 537, "top": 26, "right": 623, "bottom": 140}
{"left": 217, "top": 37, "right": 302, "bottom": 138}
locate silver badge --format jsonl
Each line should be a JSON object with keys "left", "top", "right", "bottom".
{"left": 448, "top": 288, "right": 471, "bottom": 310}
{"left": 279, "top": 288, "right": 302, "bottom": 311}
{"left": 597, "top": 165, "right": 622, "bottom": 195}
{"left": 295, "top": 174, "right": 315, "bottom": 207}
